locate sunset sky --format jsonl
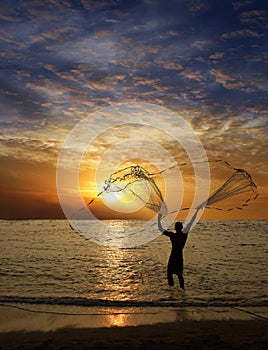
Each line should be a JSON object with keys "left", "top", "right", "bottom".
{"left": 1, "top": 0, "right": 267, "bottom": 220}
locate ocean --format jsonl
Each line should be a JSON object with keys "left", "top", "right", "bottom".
{"left": 0, "top": 220, "right": 267, "bottom": 308}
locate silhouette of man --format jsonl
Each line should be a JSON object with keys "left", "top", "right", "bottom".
{"left": 158, "top": 209, "right": 200, "bottom": 289}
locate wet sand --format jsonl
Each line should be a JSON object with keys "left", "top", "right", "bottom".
{"left": 0, "top": 305, "right": 267, "bottom": 349}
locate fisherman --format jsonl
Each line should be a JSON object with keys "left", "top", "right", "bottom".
{"left": 158, "top": 208, "right": 200, "bottom": 289}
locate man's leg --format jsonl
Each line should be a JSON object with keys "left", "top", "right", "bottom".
{"left": 178, "top": 274, "right": 184, "bottom": 289}
{"left": 167, "top": 268, "right": 174, "bottom": 286}
{"left": 178, "top": 257, "right": 184, "bottom": 289}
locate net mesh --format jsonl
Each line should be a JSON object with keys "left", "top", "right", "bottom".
{"left": 89, "top": 165, "right": 167, "bottom": 216}
{"left": 88, "top": 160, "right": 258, "bottom": 215}
{"left": 204, "top": 167, "right": 258, "bottom": 211}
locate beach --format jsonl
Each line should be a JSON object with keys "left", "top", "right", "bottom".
{"left": 0, "top": 304, "right": 267, "bottom": 349}
{"left": 1, "top": 320, "right": 267, "bottom": 350}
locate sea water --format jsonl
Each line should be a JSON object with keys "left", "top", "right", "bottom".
{"left": 0, "top": 220, "right": 267, "bottom": 307}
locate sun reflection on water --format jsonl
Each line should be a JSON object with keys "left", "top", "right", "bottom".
{"left": 105, "top": 313, "right": 129, "bottom": 327}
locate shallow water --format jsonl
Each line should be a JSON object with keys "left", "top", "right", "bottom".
{"left": 0, "top": 220, "right": 267, "bottom": 307}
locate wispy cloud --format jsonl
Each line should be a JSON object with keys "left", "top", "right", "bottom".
{"left": 210, "top": 68, "right": 268, "bottom": 92}
{"left": 221, "top": 28, "right": 263, "bottom": 39}
{"left": 239, "top": 10, "right": 268, "bottom": 27}
{"left": 0, "top": 136, "right": 61, "bottom": 164}
{"left": 232, "top": 0, "right": 255, "bottom": 11}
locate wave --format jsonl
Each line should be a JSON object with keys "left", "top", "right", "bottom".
{"left": 0, "top": 296, "right": 267, "bottom": 308}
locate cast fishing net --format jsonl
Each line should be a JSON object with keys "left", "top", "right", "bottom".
{"left": 88, "top": 160, "right": 258, "bottom": 215}
{"left": 89, "top": 165, "right": 168, "bottom": 216}
{"left": 203, "top": 167, "right": 258, "bottom": 211}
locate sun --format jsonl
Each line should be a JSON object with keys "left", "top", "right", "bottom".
{"left": 101, "top": 191, "right": 124, "bottom": 204}
{"left": 100, "top": 187, "right": 138, "bottom": 205}
{"left": 99, "top": 183, "right": 147, "bottom": 213}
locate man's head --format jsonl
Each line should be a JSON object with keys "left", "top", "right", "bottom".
{"left": 175, "top": 221, "right": 183, "bottom": 232}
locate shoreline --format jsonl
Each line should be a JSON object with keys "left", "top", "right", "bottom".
{"left": 1, "top": 304, "right": 267, "bottom": 332}
{"left": 0, "top": 305, "right": 267, "bottom": 349}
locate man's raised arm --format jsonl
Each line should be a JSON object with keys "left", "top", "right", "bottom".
{"left": 183, "top": 205, "right": 204, "bottom": 233}
{"left": 158, "top": 213, "right": 165, "bottom": 233}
